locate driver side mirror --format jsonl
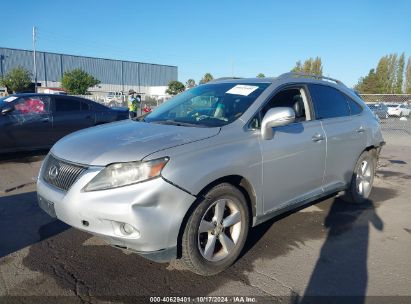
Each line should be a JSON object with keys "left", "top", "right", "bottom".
{"left": 261, "top": 107, "right": 295, "bottom": 140}
{"left": 1, "top": 106, "right": 14, "bottom": 115}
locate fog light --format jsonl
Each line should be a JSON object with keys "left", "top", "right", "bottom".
{"left": 120, "top": 223, "right": 135, "bottom": 235}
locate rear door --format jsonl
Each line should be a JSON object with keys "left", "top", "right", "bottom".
{"left": 1, "top": 95, "right": 53, "bottom": 150}
{"left": 308, "top": 84, "right": 365, "bottom": 191}
{"left": 51, "top": 96, "right": 95, "bottom": 141}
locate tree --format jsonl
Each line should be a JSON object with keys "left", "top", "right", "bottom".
{"left": 405, "top": 57, "right": 411, "bottom": 94}
{"left": 291, "top": 57, "right": 323, "bottom": 76}
{"left": 199, "top": 73, "right": 214, "bottom": 84}
{"left": 395, "top": 53, "right": 405, "bottom": 94}
{"left": 354, "top": 69, "right": 378, "bottom": 93}
{"left": 61, "top": 69, "right": 100, "bottom": 95}
{"left": 356, "top": 53, "right": 407, "bottom": 94}
{"left": 256, "top": 73, "right": 265, "bottom": 78}
{"left": 166, "top": 80, "right": 185, "bottom": 95}
{"left": 0, "top": 66, "right": 32, "bottom": 93}
{"left": 291, "top": 61, "right": 302, "bottom": 73}
{"left": 185, "top": 78, "right": 196, "bottom": 89}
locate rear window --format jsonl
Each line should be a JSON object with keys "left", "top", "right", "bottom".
{"left": 309, "top": 84, "right": 350, "bottom": 119}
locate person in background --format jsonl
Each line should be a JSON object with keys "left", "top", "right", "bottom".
{"left": 128, "top": 90, "right": 140, "bottom": 118}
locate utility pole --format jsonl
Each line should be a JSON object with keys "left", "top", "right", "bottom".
{"left": 32, "top": 26, "right": 37, "bottom": 93}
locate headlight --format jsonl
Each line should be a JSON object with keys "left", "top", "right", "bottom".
{"left": 83, "top": 157, "right": 169, "bottom": 191}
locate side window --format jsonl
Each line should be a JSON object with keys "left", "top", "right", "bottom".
{"left": 309, "top": 84, "right": 350, "bottom": 119}
{"left": 250, "top": 87, "right": 308, "bottom": 129}
{"left": 80, "top": 100, "right": 91, "bottom": 111}
{"left": 14, "top": 96, "right": 50, "bottom": 115}
{"left": 345, "top": 96, "right": 363, "bottom": 115}
{"left": 55, "top": 97, "right": 81, "bottom": 112}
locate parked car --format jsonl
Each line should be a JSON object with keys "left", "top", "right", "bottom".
{"left": 37, "top": 73, "right": 384, "bottom": 275}
{"left": 0, "top": 93, "right": 129, "bottom": 153}
{"left": 386, "top": 103, "right": 411, "bottom": 117}
{"left": 104, "top": 91, "right": 126, "bottom": 107}
{"left": 366, "top": 103, "right": 389, "bottom": 119}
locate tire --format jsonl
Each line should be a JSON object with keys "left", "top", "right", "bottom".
{"left": 180, "top": 183, "right": 250, "bottom": 275}
{"left": 342, "top": 150, "right": 376, "bottom": 204}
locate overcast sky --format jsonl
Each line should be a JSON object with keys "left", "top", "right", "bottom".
{"left": 1, "top": 0, "right": 410, "bottom": 86}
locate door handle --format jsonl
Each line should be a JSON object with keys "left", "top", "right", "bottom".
{"left": 312, "top": 133, "right": 325, "bottom": 142}
{"left": 357, "top": 126, "right": 365, "bottom": 133}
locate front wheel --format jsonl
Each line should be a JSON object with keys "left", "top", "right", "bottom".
{"left": 180, "top": 183, "right": 250, "bottom": 275}
{"left": 342, "top": 150, "right": 376, "bottom": 204}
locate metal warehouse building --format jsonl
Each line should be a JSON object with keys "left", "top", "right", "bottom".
{"left": 0, "top": 47, "right": 178, "bottom": 95}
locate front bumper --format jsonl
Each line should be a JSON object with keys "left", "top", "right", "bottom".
{"left": 36, "top": 169, "right": 196, "bottom": 261}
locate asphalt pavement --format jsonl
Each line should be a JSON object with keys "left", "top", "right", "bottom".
{"left": 0, "top": 140, "right": 410, "bottom": 303}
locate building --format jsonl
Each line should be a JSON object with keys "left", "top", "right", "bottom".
{"left": 0, "top": 47, "right": 177, "bottom": 97}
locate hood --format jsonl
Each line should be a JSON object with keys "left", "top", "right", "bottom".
{"left": 51, "top": 120, "right": 220, "bottom": 166}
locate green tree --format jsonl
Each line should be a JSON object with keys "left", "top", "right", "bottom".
{"left": 395, "top": 53, "right": 405, "bottom": 94}
{"left": 355, "top": 69, "right": 378, "bottom": 93}
{"left": 356, "top": 53, "right": 407, "bottom": 94}
{"left": 291, "top": 60, "right": 302, "bottom": 73}
{"left": 61, "top": 69, "right": 100, "bottom": 95}
{"left": 185, "top": 78, "right": 196, "bottom": 89}
{"left": 405, "top": 56, "right": 411, "bottom": 94}
{"left": 256, "top": 73, "right": 265, "bottom": 78}
{"left": 199, "top": 73, "right": 214, "bottom": 84}
{"left": 311, "top": 57, "right": 323, "bottom": 76}
{"left": 0, "top": 66, "right": 32, "bottom": 93}
{"left": 166, "top": 80, "right": 185, "bottom": 95}
{"left": 291, "top": 57, "right": 323, "bottom": 76}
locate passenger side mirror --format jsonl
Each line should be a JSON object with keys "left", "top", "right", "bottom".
{"left": 261, "top": 107, "right": 295, "bottom": 140}
{"left": 1, "top": 106, "right": 14, "bottom": 115}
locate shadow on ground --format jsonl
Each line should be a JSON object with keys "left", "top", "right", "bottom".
{"left": 13, "top": 185, "right": 395, "bottom": 302}
{"left": 0, "top": 150, "right": 48, "bottom": 164}
{"left": 0, "top": 191, "right": 68, "bottom": 258}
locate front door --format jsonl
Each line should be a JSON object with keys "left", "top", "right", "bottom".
{"left": 259, "top": 86, "right": 326, "bottom": 213}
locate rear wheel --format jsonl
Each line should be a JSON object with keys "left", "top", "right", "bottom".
{"left": 342, "top": 150, "right": 376, "bottom": 204}
{"left": 180, "top": 183, "right": 249, "bottom": 276}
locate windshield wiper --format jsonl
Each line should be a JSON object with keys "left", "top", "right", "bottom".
{"left": 152, "top": 120, "right": 200, "bottom": 127}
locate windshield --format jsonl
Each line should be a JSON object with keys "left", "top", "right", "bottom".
{"left": 0, "top": 96, "right": 19, "bottom": 109}
{"left": 145, "top": 82, "right": 270, "bottom": 127}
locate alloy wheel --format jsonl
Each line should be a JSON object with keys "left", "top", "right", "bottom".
{"left": 197, "top": 198, "right": 242, "bottom": 262}
{"left": 356, "top": 159, "right": 373, "bottom": 197}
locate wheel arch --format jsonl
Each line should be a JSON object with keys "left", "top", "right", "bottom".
{"left": 175, "top": 174, "right": 256, "bottom": 259}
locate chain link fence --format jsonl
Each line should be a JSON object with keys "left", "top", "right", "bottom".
{"left": 75, "top": 93, "right": 170, "bottom": 110}
{"left": 360, "top": 95, "right": 411, "bottom": 144}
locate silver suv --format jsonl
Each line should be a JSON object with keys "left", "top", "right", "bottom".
{"left": 37, "top": 73, "right": 384, "bottom": 275}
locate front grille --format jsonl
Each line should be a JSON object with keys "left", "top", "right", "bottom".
{"left": 42, "top": 154, "right": 87, "bottom": 191}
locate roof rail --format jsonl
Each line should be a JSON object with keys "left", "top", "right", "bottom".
{"left": 278, "top": 72, "right": 345, "bottom": 86}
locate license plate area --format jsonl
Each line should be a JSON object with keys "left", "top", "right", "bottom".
{"left": 37, "top": 195, "right": 57, "bottom": 218}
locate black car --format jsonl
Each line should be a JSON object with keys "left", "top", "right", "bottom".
{"left": 0, "top": 93, "right": 129, "bottom": 153}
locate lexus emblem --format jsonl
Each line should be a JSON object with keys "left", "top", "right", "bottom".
{"left": 48, "top": 165, "right": 60, "bottom": 179}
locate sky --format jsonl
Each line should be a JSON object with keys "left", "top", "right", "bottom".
{"left": 1, "top": 0, "right": 410, "bottom": 87}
